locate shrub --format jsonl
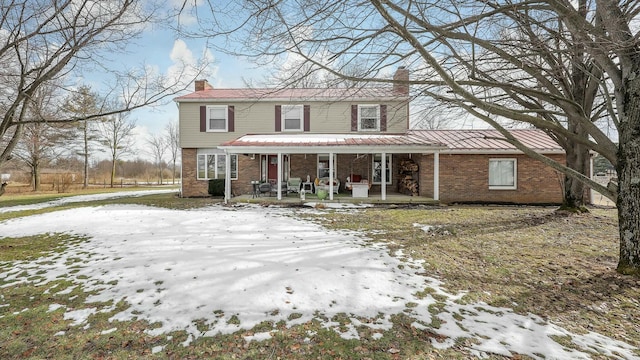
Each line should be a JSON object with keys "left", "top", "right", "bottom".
{"left": 208, "top": 179, "right": 225, "bottom": 197}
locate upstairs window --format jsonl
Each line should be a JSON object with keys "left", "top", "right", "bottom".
{"left": 282, "top": 105, "right": 303, "bottom": 131}
{"left": 200, "top": 105, "right": 234, "bottom": 133}
{"left": 352, "top": 104, "right": 386, "bottom": 132}
{"left": 488, "top": 158, "right": 517, "bottom": 190}
{"left": 358, "top": 105, "right": 380, "bottom": 131}
{"left": 207, "top": 105, "right": 228, "bottom": 132}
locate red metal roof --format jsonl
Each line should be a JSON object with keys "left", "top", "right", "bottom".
{"left": 219, "top": 129, "right": 563, "bottom": 153}
{"left": 220, "top": 133, "right": 443, "bottom": 148}
{"left": 408, "top": 129, "right": 563, "bottom": 152}
{"left": 175, "top": 87, "right": 407, "bottom": 102}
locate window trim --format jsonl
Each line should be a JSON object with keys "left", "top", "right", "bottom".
{"left": 281, "top": 104, "right": 304, "bottom": 132}
{"left": 372, "top": 154, "right": 392, "bottom": 185}
{"left": 488, "top": 158, "right": 517, "bottom": 190}
{"left": 196, "top": 152, "right": 238, "bottom": 180}
{"left": 357, "top": 104, "right": 380, "bottom": 131}
{"left": 206, "top": 105, "right": 228, "bottom": 132}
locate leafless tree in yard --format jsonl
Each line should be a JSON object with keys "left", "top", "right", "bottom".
{"left": 62, "top": 86, "right": 102, "bottom": 189}
{"left": 97, "top": 108, "right": 136, "bottom": 188}
{"left": 147, "top": 133, "right": 167, "bottom": 185}
{"left": 0, "top": 0, "right": 206, "bottom": 173}
{"left": 183, "top": 0, "right": 640, "bottom": 273}
{"left": 165, "top": 121, "right": 180, "bottom": 185}
{"left": 13, "top": 84, "right": 66, "bottom": 191}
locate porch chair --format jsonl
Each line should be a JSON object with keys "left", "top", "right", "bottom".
{"left": 258, "top": 182, "right": 272, "bottom": 196}
{"left": 269, "top": 181, "right": 288, "bottom": 197}
{"left": 287, "top": 177, "right": 302, "bottom": 193}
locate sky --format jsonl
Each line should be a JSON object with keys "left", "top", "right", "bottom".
{"left": 83, "top": 1, "right": 269, "bottom": 160}
{"left": 0, "top": 190, "right": 636, "bottom": 359}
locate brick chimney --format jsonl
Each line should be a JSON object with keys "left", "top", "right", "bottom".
{"left": 393, "top": 67, "right": 409, "bottom": 95}
{"left": 194, "top": 79, "right": 213, "bottom": 91}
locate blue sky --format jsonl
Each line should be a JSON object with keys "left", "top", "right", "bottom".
{"left": 86, "top": 2, "right": 269, "bottom": 159}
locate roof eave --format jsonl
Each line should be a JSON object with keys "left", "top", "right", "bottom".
{"left": 174, "top": 96, "right": 410, "bottom": 103}
{"left": 218, "top": 144, "right": 446, "bottom": 154}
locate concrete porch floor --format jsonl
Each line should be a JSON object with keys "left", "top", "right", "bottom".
{"left": 229, "top": 191, "right": 440, "bottom": 206}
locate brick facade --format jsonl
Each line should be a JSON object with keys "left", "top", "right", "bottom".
{"left": 183, "top": 148, "right": 565, "bottom": 204}
{"left": 418, "top": 153, "right": 564, "bottom": 204}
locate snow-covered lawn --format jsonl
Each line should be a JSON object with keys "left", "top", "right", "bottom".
{"left": 0, "top": 196, "right": 636, "bottom": 359}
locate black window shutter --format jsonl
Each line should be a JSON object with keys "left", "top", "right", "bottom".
{"left": 351, "top": 105, "right": 358, "bottom": 131}
{"left": 275, "top": 105, "right": 281, "bottom": 132}
{"left": 228, "top": 106, "right": 235, "bottom": 132}
{"left": 380, "top": 104, "right": 387, "bottom": 131}
{"left": 303, "top": 105, "right": 310, "bottom": 132}
{"left": 200, "top": 106, "right": 206, "bottom": 132}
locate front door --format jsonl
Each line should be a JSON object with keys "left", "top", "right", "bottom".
{"left": 265, "top": 154, "right": 289, "bottom": 182}
{"left": 267, "top": 155, "right": 278, "bottom": 182}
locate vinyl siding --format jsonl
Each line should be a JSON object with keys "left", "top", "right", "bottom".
{"left": 179, "top": 100, "right": 408, "bottom": 148}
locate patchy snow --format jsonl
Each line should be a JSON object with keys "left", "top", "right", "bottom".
{"left": 0, "top": 188, "right": 176, "bottom": 213}
{"left": 0, "top": 201, "right": 637, "bottom": 359}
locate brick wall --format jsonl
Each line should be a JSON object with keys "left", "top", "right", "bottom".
{"left": 418, "top": 153, "right": 565, "bottom": 204}
{"left": 181, "top": 148, "right": 208, "bottom": 197}
{"left": 181, "top": 149, "right": 262, "bottom": 197}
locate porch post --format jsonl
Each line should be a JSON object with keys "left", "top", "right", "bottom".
{"left": 329, "top": 152, "right": 334, "bottom": 200}
{"left": 381, "top": 152, "right": 387, "bottom": 200}
{"left": 433, "top": 151, "right": 440, "bottom": 201}
{"left": 277, "top": 152, "right": 283, "bottom": 200}
{"left": 224, "top": 151, "right": 232, "bottom": 204}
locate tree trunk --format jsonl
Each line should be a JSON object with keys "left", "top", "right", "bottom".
{"left": 562, "top": 120, "right": 591, "bottom": 210}
{"left": 83, "top": 125, "right": 89, "bottom": 189}
{"left": 32, "top": 161, "right": 41, "bottom": 192}
{"left": 616, "top": 72, "right": 640, "bottom": 274}
{"left": 110, "top": 158, "right": 116, "bottom": 188}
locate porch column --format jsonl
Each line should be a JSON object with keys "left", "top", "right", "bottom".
{"left": 433, "top": 151, "right": 440, "bottom": 201}
{"left": 381, "top": 152, "right": 387, "bottom": 200}
{"left": 224, "top": 150, "right": 232, "bottom": 204}
{"left": 277, "top": 152, "right": 283, "bottom": 200}
{"left": 329, "top": 152, "right": 334, "bottom": 200}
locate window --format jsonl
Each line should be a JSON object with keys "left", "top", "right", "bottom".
{"left": 197, "top": 152, "right": 238, "bottom": 180}
{"left": 489, "top": 158, "right": 517, "bottom": 189}
{"left": 372, "top": 154, "right": 392, "bottom": 184}
{"left": 282, "top": 105, "right": 303, "bottom": 131}
{"left": 207, "top": 105, "right": 228, "bottom": 132}
{"left": 358, "top": 105, "right": 380, "bottom": 131}
{"left": 317, "top": 154, "right": 336, "bottom": 179}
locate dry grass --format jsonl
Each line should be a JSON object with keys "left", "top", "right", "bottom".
{"left": 307, "top": 205, "right": 640, "bottom": 354}
{"left": 1, "top": 194, "right": 638, "bottom": 359}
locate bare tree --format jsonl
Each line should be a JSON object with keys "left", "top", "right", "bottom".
{"left": 165, "top": 121, "right": 180, "bottom": 185}
{"left": 62, "top": 86, "right": 102, "bottom": 188}
{"left": 185, "top": 0, "right": 640, "bottom": 273}
{"left": 147, "top": 133, "right": 167, "bottom": 185}
{"left": 98, "top": 109, "right": 136, "bottom": 187}
{"left": 13, "top": 84, "right": 65, "bottom": 191}
{"left": 0, "top": 0, "right": 205, "bottom": 171}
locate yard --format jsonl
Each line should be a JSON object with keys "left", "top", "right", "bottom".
{"left": 0, "top": 191, "right": 637, "bottom": 359}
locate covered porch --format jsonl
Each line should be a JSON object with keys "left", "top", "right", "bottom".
{"left": 229, "top": 191, "right": 439, "bottom": 206}
{"left": 218, "top": 133, "right": 446, "bottom": 203}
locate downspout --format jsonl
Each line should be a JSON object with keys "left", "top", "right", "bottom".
{"left": 381, "top": 152, "right": 387, "bottom": 200}
{"left": 277, "top": 152, "right": 283, "bottom": 200}
{"left": 224, "top": 150, "right": 231, "bottom": 204}
{"left": 434, "top": 151, "right": 440, "bottom": 201}
{"left": 329, "top": 152, "right": 334, "bottom": 200}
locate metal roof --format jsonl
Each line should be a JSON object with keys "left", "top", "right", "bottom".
{"left": 174, "top": 87, "right": 408, "bottom": 102}
{"left": 408, "top": 129, "right": 564, "bottom": 153}
{"left": 218, "top": 129, "right": 564, "bottom": 154}
{"left": 219, "top": 133, "right": 446, "bottom": 154}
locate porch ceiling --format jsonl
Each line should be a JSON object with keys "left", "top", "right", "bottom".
{"left": 218, "top": 133, "right": 447, "bottom": 154}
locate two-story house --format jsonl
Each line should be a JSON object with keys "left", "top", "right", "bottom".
{"left": 175, "top": 67, "right": 567, "bottom": 204}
